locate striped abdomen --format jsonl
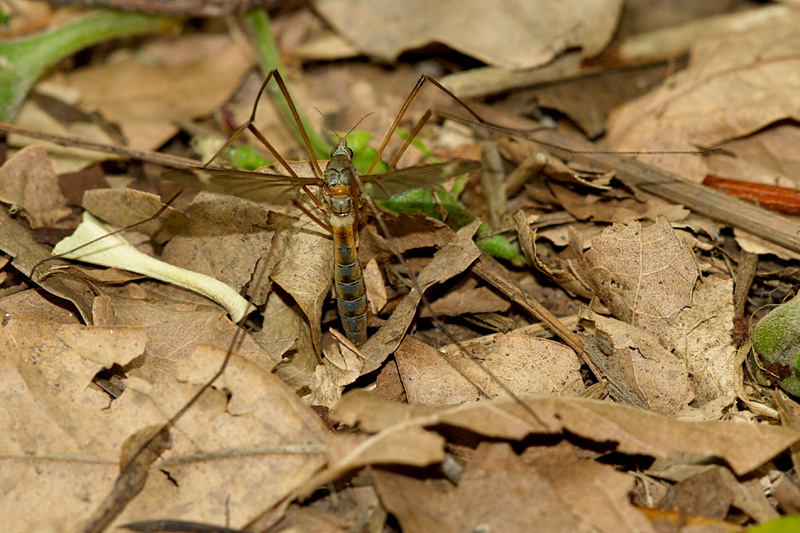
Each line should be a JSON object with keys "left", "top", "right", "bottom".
{"left": 330, "top": 213, "right": 367, "bottom": 345}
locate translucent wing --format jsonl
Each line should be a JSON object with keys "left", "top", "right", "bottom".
{"left": 363, "top": 159, "right": 480, "bottom": 200}
{"left": 162, "top": 167, "right": 321, "bottom": 203}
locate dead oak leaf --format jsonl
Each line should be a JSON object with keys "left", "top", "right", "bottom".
{"left": 575, "top": 216, "right": 698, "bottom": 349}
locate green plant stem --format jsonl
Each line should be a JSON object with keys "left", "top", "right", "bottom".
{"left": 0, "top": 11, "right": 177, "bottom": 121}
{"left": 244, "top": 9, "right": 332, "bottom": 160}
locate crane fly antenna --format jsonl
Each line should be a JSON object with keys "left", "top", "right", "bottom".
{"left": 344, "top": 112, "right": 375, "bottom": 139}
{"left": 313, "top": 106, "right": 342, "bottom": 143}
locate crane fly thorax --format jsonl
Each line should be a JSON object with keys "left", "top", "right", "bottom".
{"left": 324, "top": 140, "right": 358, "bottom": 215}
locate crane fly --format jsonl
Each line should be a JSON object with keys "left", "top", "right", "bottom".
{"left": 161, "top": 138, "right": 479, "bottom": 346}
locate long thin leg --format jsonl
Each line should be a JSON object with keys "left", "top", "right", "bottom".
{"left": 202, "top": 69, "right": 325, "bottom": 203}
{"left": 205, "top": 69, "right": 323, "bottom": 178}
{"left": 367, "top": 74, "right": 716, "bottom": 175}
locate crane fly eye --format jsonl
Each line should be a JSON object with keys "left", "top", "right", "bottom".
{"left": 329, "top": 148, "right": 337, "bottom": 158}
{"left": 345, "top": 147, "right": 354, "bottom": 157}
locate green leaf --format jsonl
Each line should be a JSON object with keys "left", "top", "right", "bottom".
{"left": 747, "top": 516, "right": 800, "bottom": 533}
{"left": 348, "top": 131, "right": 388, "bottom": 175}
{"left": 477, "top": 235, "right": 527, "bottom": 264}
{"left": 224, "top": 145, "right": 272, "bottom": 171}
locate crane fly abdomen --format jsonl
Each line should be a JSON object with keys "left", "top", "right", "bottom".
{"left": 330, "top": 212, "right": 367, "bottom": 346}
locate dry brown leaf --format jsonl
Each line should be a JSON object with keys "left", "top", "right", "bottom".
{"left": 455, "top": 442, "right": 593, "bottom": 533}
{"left": 358, "top": 213, "right": 453, "bottom": 265}
{"left": 373, "top": 470, "right": 464, "bottom": 533}
{"left": 257, "top": 290, "right": 317, "bottom": 394}
{"left": 657, "top": 465, "right": 778, "bottom": 523}
{"left": 422, "top": 285, "right": 510, "bottom": 317}
{"left": 574, "top": 216, "right": 699, "bottom": 349}
{"left": 667, "top": 275, "right": 737, "bottom": 406}
{"left": 528, "top": 442, "right": 656, "bottom": 533}
{"left": 60, "top": 34, "right": 252, "bottom": 151}
{"left": 0, "top": 145, "right": 71, "bottom": 228}
{"left": 2, "top": 331, "right": 327, "bottom": 529}
{"left": 161, "top": 191, "right": 274, "bottom": 294}
{"left": 0, "top": 288, "right": 82, "bottom": 324}
{"left": 45, "top": 264, "right": 145, "bottom": 286}
{"left": 314, "top": 0, "right": 623, "bottom": 69}
{"left": 732, "top": 228, "right": 800, "bottom": 262}
{"left": 607, "top": 12, "right": 800, "bottom": 180}
{"left": 92, "top": 294, "right": 278, "bottom": 383}
{"left": 583, "top": 310, "right": 692, "bottom": 416}
{"left": 395, "top": 336, "right": 486, "bottom": 406}
{"left": 363, "top": 258, "right": 388, "bottom": 314}
{"left": 0, "top": 318, "right": 141, "bottom": 446}
{"left": 270, "top": 213, "right": 333, "bottom": 352}
{"left": 332, "top": 391, "right": 798, "bottom": 476}
{"left": 307, "top": 330, "right": 364, "bottom": 408}
{"left": 704, "top": 124, "right": 800, "bottom": 190}
{"left": 0, "top": 207, "right": 95, "bottom": 322}
{"left": 114, "top": 345, "right": 327, "bottom": 527}
{"left": 10, "top": 99, "right": 126, "bottom": 174}
{"left": 550, "top": 181, "right": 691, "bottom": 224}
{"left": 442, "top": 334, "right": 584, "bottom": 400}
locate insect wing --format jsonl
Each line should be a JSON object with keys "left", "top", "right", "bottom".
{"left": 364, "top": 159, "right": 480, "bottom": 200}
{"left": 162, "top": 167, "right": 320, "bottom": 203}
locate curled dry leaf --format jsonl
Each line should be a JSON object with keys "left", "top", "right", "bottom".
{"left": 0, "top": 288, "right": 82, "bottom": 325}
{"left": 357, "top": 213, "right": 453, "bottom": 265}
{"left": 296, "top": 424, "right": 446, "bottom": 501}
{"left": 306, "top": 330, "right": 365, "bottom": 408}
{"left": 573, "top": 216, "right": 699, "bottom": 349}
{"left": 363, "top": 258, "right": 388, "bottom": 314}
{"left": 270, "top": 214, "right": 333, "bottom": 352}
{"left": 314, "top": 0, "right": 623, "bottom": 69}
{"left": 0, "top": 207, "right": 95, "bottom": 321}
{"left": 332, "top": 390, "right": 798, "bottom": 476}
